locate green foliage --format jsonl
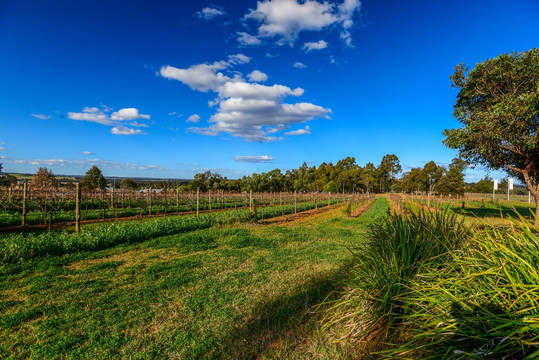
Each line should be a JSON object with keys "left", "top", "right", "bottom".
{"left": 385, "top": 218, "right": 539, "bottom": 359}
{"left": 436, "top": 158, "right": 467, "bottom": 195}
{"left": 120, "top": 177, "right": 138, "bottom": 190}
{"left": 323, "top": 180, "right": 338, "bottom": 193}
{"left": 0, "top": 210, "right": 254, "bottom": 264}
{"left": 444, "top": 48, "right": 539, "bottom": 199}
{"left": 81, "top": 165, "right": 107, "bottom": 190}
{"left": 469, "top": 177, "right": 493, "bottom": 193}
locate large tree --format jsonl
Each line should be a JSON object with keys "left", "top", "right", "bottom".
{"left": 31, "top": 167, "right": 58, "bottom": 188}
{"left": 81, "top": 165, "right": 107, "bottom": 190}
{"left": 444, "top": 48, "right": 539, "bottom": 216}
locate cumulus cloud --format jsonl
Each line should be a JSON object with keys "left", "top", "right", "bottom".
{"left": 237, "top": 32, "right": 262, "bottom": 46}
{"left": 31, "top": 113, "right": 51, "bottom": 120}
{"left": 187, "top": 114, "right": 200, "bottom": 123}
{"left": 68, "top": 106, "right": 149, "bottom": 135}
{"left": 242, "top": 0, "right": 361, "bottom": 46}
{"left": 0, "top": 147, "right": 6, "bottom": 151}
{"left": 303, "top": 40, "right": 328, "bottom": 52}
{"left": 160, "top": 56, "right": 330, "bottom": 141}
{"left": 110, "top": 108, "right": 150, "bottom": 121}
{"left": 68, "top": 108, "right": 111, "bottom": 125}
{"left": 285, "top": 125, "right": 311, "bottom": 135}
{"left": 82, "top": 151, "right": 95, "bottom": 155}
{"left": 228, "top": 53, "right": 251, "bottom": 65}
{"left": 111, "top": 126, "right": 144, "bottom": 135}
{"left": 247, "top": 70, "right": 268, "bottom": 82}
{"left": 160, "top": 54, "right": 250, "bottom": 92}
{"left": 234, "top": 155, "right": 274, "bottom": 163}
{"left": 293, "top": 62, "right": 307, "bottom": 68}
{"left": 196, "top": 6, "right": 226, "bottom": 20}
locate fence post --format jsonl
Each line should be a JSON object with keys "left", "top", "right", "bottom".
{"left": 328, "top": 192, "right": 331, "bottom": 206}
{"left": 252, "top": 198, "right": 257, "bottom": 220}
{"left": 21, "top": 182, "right": 28, "bottom": 227}
{"left": 176, "top": 188, "right": 179, "bottom": 210}
{"left": 250, "top": 190, "right": 253, "bottom": 210}
{"left": 294, "top": 190, "right": 297, "bottom": 214}
{"left": 196, "top": 187, "right": 200, "bottom": 216}
{"left": 208, "top": 189, "right": 211, "bottom": 210}
{"left": 148, "top": 187, "right": 152, "bottom": 216}
{"left": 75, "top": 183, "right": 81, "bottom": 234}
{"left": 110, "top": 187, "right": 114, "bottom": 209}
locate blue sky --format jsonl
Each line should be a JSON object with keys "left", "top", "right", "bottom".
{"left": 0, "top": 0, "right": 538, "bottom": 181}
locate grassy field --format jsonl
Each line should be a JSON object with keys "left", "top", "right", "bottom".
{"left": 401, "top": 195, "right": 537, "bottom": 226}
{"left": 0, "top": 198, "right": 388, "bottom": 359}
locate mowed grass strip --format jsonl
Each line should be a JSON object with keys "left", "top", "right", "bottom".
{"left": 0, "top": 202, "right": 379, "bottom": 359}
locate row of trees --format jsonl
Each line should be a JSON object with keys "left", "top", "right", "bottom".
{"left": 0, "top": 158, "right": 510, "bottom": 196}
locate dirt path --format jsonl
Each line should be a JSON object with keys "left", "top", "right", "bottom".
{"left": 351, "top": 198, "right": 375, "bottom": 217}
{"left": 258, "top": 203, "right": 345, "bottom": 226}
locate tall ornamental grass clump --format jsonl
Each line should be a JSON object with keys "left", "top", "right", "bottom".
{"left": 0, "top": 210, "right": 254, "bottom": 264}
{"left": 324, "top": 209, "right": 468, "bottom": 353}
{"left": 385, "top": 218, "right": 539, "bottom": 359}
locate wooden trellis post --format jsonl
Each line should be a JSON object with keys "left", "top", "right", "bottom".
{"left": 148, "top": 187, "right": 152, "bottom": 216}
{"left": 75, "top": 183, "right": 81, "bottom": 233}
{"left": 21, "top": 182, "right": 28, "bottom": 227}
{"left": 196, "top": 187, "right": 200, "bottom": 216}
{"left": 110, "top": 188, "right": 114, "bottom": 209}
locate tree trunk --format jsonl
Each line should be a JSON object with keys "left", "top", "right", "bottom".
{"left": 521, "top": 169, "right": 539, "bottom": 225}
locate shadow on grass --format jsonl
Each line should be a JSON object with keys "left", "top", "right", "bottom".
{"left": 214, "top": 262, "right": 354, "bottom": 359}
{"left": 451, "top": 204, "right": 534, "bottom": 219}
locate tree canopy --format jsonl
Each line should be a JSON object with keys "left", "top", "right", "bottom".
{"left": 443, "top": 48, "right": 539, "bottom": 211}
{"left": 81, "top": 165, "right": 107, "bottom": 190}
{"left": 31, "top": 167, "right": 57, "bottom": 188}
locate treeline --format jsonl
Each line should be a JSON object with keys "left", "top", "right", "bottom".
{"left": 1, "top": 157, "right": 522, "bottom": 195}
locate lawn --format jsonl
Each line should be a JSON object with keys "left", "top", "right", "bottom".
{"left": 0, "top": 199, "right": 386, "bottom": 359}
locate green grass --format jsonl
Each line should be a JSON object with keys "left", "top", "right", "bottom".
{"left": 325, "top": 206, "right": 539, "bottom": 359}
{"left": 0, "top": 201, "right": 385, "bottom": 359}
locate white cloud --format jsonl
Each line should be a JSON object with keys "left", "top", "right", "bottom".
{"left": 128, "top": 121, "right": 149, "bottom": 128}
{"left": 234, "top": 155, "right": 274, "bottom": 163}
{"left": 196, "top": 7, "right": 225, "bottom": 20}
{"left": 0, "top": 156, "right": 5, "bottom": 159}
{"left": 110, "top": 108, "right": 150, "bottom": 121}
{"left": 338, "top": 0, "right": 361, "bottom": 46}
{"left": 31, "top": 113, "right": 51, "bottom": 120}
{"left": 285, "top": 125, "right": 311, "bottom": 135}
{"left": 160, "top": 56, "right": 331, "bottom": 142}
{"left": 242, "top": 0, "right": 361, "bottom": 46}
{"left": 0, "top": 147, "right": 6, "bottom": 151}
{"left": 160, "top": 54, "right": 250, "bottom": 92}
{"left": 187, "top": 114, "right": 201, "bottom": 123}
{"left": 111, "top": 126, "right": 144, "bottom": 135}
{"left": 247, "top": 70, "right": 268, "bottom": 82}
{"left": 68, "top": 106, "right": 149, "bottom": 135}
{"left": 228, "top": 53, "right": 251, "bottom": 65}
{"left": 303, "top": 40, "right": 328, "bottom": 52}
{"left": 237, "top": 32, "right": 262, "bottom": 46}
{"left": 68, "top": 108, "right": 112, "bottom": 125}
{"left": 9, "top": 157, "right": 163, "bottom": 171}
{"left": 82, "top": 151, "right": 94, "bottom": 155}
{"left": 219, "top": 82, "right": 303, "bottom": 100}
{"left": 293, "top": 62, "right": 307, "bottom": 68}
